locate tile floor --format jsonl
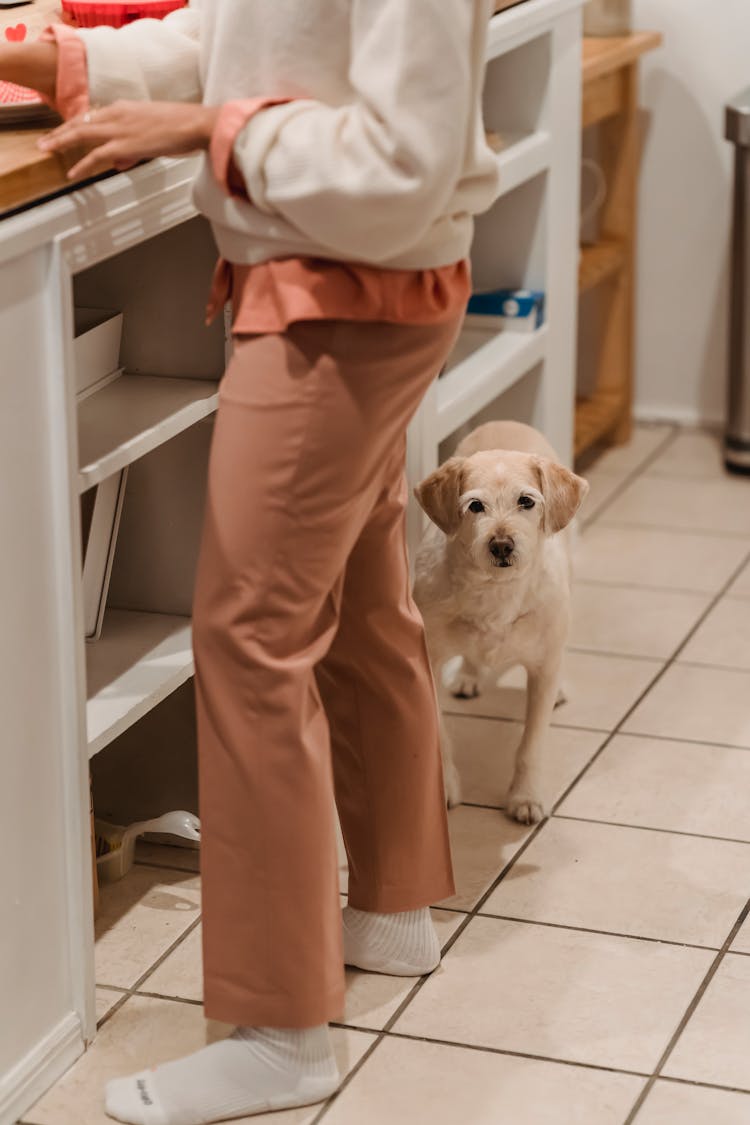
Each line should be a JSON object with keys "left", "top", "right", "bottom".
{"left": 23, "top": 425, "right": 750, "bottom": 1125}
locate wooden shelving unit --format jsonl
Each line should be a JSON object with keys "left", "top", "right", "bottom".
{"left": 578, "top": 237, "right": 626, "bottom": 294}
{"left": 574, "top": 31, "right": 662, "bottom": 459}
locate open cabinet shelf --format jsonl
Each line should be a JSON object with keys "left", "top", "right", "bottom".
{"left": 438, "top": 325, "right": 547, "bottom": 442}
{"left": 491, "top": 129, "right": 552, "bottom": 198}
{"left": 77, "top": 374, "right": 219, "bottom": 492}
{"left": 86, "top": 609, "right": 193, "bottom": 757}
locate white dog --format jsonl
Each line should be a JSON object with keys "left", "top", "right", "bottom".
{"left": 413, "top": 420, "right": 588, "bottom": 825}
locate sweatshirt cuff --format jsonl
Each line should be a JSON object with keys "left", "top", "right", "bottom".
{"left": 38, "top": 23, "right": 90, "bottom": 119}
{"left": 210, "top": 97, "right": 290, "bottom": 198}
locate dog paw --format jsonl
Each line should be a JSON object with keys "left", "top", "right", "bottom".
{"left": 505, "top": 792, "right": 545, "bottom": 825}
{"left": 444, "top": 761, "right": 463, "bottom": 809}
{"left": 448, "top": 674, "right": 480, "bottom": 700}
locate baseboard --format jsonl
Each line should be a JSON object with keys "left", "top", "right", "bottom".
{"left": 0, "top": 1013, "right": 82, "bottom": 1125}
{"left": 633, "top": 404, "right": 724, "bottom": 430}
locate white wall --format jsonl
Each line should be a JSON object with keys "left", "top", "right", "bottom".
{"left": 631, "top": 0, "right": 750, "bottom": 426}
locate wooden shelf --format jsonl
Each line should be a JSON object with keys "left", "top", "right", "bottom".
{"left": 437, "top": 325, "right": 547, "bottom": 442}
{"left": 86, "top": 609, "right": 193, "bottom": 757}
{"left": 579, "top": 239, "right": 626, "bottom": 294}
{"left": 582, "top": 32, "right": 663, "bottom": 83}
{"left": 77, "top": 373, "right": 218, "bottom": 492}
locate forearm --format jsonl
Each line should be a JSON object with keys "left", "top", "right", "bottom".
{"left": 0, "top": 42, "right": 58, "bottom": 101}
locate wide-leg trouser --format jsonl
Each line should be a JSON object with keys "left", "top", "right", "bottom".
{"left": 193, "top": 316, "right": 461, "bottom": 1028}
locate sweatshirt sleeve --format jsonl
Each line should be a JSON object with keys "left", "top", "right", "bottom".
{"left": 77, "top": 1, "right": 202, "bottom": 106}
{"left": 229, "top": 0, "right": 492, "bottom": 263}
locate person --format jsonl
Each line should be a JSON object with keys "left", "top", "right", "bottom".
{"left": 1, "top": 2, "right": 500, "bottom": 1120}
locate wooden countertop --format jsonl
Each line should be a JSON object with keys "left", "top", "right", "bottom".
{"left": 0, "top": 126, "right": 88, "bottom": 214}
{"left": 583, "top": 30, "right": 663, "bottom": 83}
{"left": 0, "top": 0, "right": 90, "bottom": 215}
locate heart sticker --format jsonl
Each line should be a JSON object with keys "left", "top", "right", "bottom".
{"left": 4, "top": 25, "right": 28, "bottom": 43}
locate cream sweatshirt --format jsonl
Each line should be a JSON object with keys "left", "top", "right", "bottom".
{"left": 78, "top": 0, "right": 501, "bottom": 269}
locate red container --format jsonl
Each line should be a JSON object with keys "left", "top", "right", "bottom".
{"left": 61, "top": 0, "right": 187, "bottom": 29}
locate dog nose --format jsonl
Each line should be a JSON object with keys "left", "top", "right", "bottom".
{"left": 489, "top": 536, "right": 515, "bottom": 560}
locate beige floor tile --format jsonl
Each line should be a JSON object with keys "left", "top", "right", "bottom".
{"left": 437, "top": 805, "right": 532, "bottom": 911}
{"left": 582, "top": 425, "right": 674, "bottom": 477}
{"left": 579, "top": 468, "right": 629, "bottom": 523}
{"left": 575, "top": 523, "right": 750, "bottom": 594}
{"left": 135, "top": 840, "right": 200, "bottom": 873}
{"left": 570, "top": 583, "right": 710, "bottom": 659}
{"left": 27, "top": 995, "right": 375, "bottom": 1125}
{"left": 95, "top": 867, "right": 201, "bottom": 989}
{"left": 637, "top": 1080, "right": 750, "bottom": 1125}
{"left": 323, "top": 1035, "right": 644, "bottom": 1125}
{"left": 624, "top": 663, "right": 750, "bottom": 748}
{"left": 680, "top": 597, "right": 750, "bottom": 670}
{"left": 559, "top": 734, "right": 750, "bottom": 842}
{"left": 483, "top": 818, "right": 750, "bottom": 947}
{"left": 728, "top": 559, "right": 750, "bottom": 598}
{"left": 95, "top": 988, "right": 124, "bottom": 1024}
{"left": 730, "top": 913, "right": 750, "bottom": 954}
{"left": 142, "top": 923, "right": 203, "bottom": 1001}
{"left": 393, "top": 916, "right": 712, "bottom": 1072}
{"left": 445, "top": 715, "right": 603, "bottom": 809}
{"left": 646, "top": 429, "right": 726, "bottom": 480}
{"left": 664, "top": 954, "right": 750, "bottom": 1091}
{"left": 603, "top": 475, "right": 750, "bottom": 535}
{"left": 444, "top": 651, "right": 662, "bottom": 733}
{"left": 343, "top": 910, "right": 464, "bottom": 1030}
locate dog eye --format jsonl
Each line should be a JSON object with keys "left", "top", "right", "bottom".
{"left": 467, "top": 499, "right": 485, "bottom": 514}
{"left": 518, "top": 495, "right": 535, "bottom": 510}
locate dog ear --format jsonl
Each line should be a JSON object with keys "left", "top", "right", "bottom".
{"left": 414, "top": 457, "right": 466, "bottom": 535}
{"left": 534, "top": 458, "right": 589, "bottom": 533}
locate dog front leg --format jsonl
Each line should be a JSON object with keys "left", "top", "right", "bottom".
{"left": 506, "top": 658, "right": 561, "bottom": 825}
{"left": 438, "top": 709, "right": 463, "bottom": 808}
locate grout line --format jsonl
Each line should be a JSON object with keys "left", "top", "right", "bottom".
{"left": 565, "top": 646, "right": 672, "bottom": 664}
{"left": 552, "top": 813, "right": 750, "bottom": 848}
{"left": 330, "top": 1024, "right": 653, "bottom": 1079}
{"left": 581, "top": 426, "right": 680, "bottom": 528}
{"left": 589, "top": 519, "right": 750, "bottom": 541}
{"left": 472, "top": 911, "right": 722, "bottom": 954}
{"left": 671, "top": 658, "right": 750, "bottom": 675}
{"left": 603, "top": 727, "right": 750, "bottom": 755}
{"left": 565, "top": 645, "right": 679, "bottom": 663}
{"left": 623, "top": 898, "right": 750, "bottom": 1124}
{"left": 657, "top": 1074, "right": 750, "bottom": 1097}
{"left": 95, "top": 916, "right": 202, "bottom": 1033}
{"left": 133, "top": 859, "right": 201, "bottom": 875}
{"left": 309, "top": 1034, "right": 385, "bottom": 1124}
{"left": 134, "top": 990, "right": 203, "bottom": 1006}
{"left": 571, "top": 577, "right": 723, "bottom": 596}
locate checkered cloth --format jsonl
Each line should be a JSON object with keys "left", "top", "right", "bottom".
{"left": 0, "top": 79, "right": 41, "bottom": 106}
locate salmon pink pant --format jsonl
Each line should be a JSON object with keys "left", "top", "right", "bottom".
{"left": 192, "top": 316, "right": 460, "bottom": 1029}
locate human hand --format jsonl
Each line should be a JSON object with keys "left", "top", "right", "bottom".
{"left": 0, "top": 41, "right": 58, "bottom": 100}
{"left": 37, "top": 99, "right": 219, "bottom": 179}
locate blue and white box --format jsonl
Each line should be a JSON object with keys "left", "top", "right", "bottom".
{"left": 465, "top": 288, "right": 545, "bottom": 333}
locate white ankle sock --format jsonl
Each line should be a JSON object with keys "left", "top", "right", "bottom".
{"left": 342, "top": 905, "right": 441, "bottom": 976}
{"left": 105, "top": 1025, "right": 339, "bottom": 1125}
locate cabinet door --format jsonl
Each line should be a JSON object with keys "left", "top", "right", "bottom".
{"left": 0, "top": 245, "right": 93, "bottom": 1125}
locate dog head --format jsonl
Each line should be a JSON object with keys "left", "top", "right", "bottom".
{"left": 414, "top": 449, "right": 588, "bottom": 576}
